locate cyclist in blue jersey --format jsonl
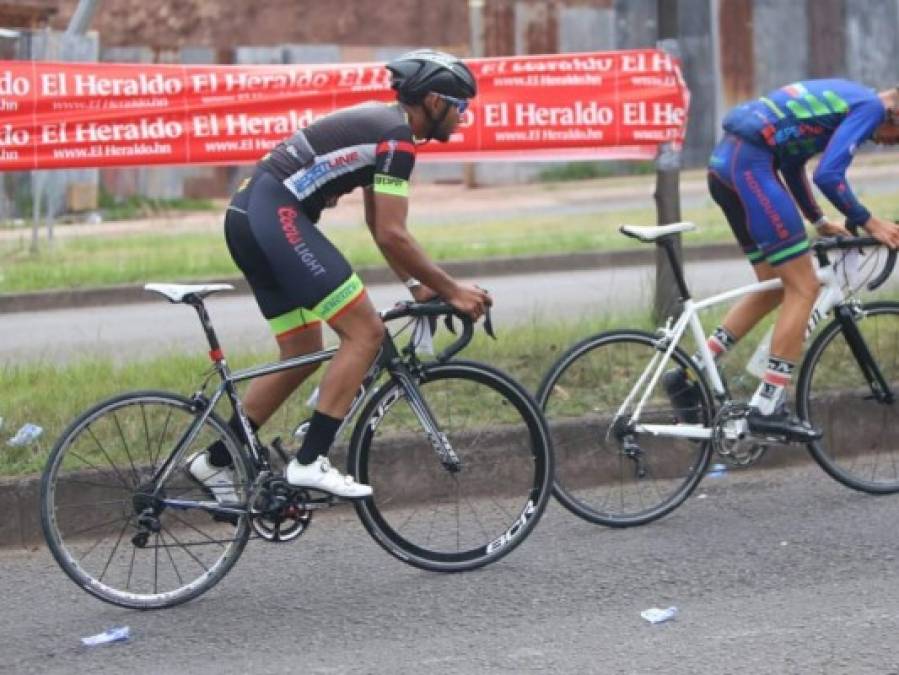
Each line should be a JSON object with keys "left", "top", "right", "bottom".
{"left": 187, "top": 50, "right": 491, "bottom": 501}
{"left": 665, "top": 79, "right": 899, "bottom": 441}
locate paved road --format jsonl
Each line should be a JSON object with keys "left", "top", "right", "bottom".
{"left": 3, "top": 463, "right": 899, "bottom": 674}
{"left": 7, "top": 254, "right": 899, "bottom": 365}
{"left": 2, "top": 259, "right": 762, "bottom": 364}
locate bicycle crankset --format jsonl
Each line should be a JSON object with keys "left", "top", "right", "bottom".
{"left": 711, "top": 402, "right": 768, "bottom": 467}
{"left": 249, "top": 475, "right": 313, "bottom": 542}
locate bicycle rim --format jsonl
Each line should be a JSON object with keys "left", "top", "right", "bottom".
{"left": 537, "top": 330, "right": 712, "bottom": 527}
{"left": 798, "top": 302, "right": 899, "bottom": 493}
{"left": 41, "top": 391, "right": 252, "bottom": 609}
{"left": 348, "top": 361, "right": 553, "bottom": 572}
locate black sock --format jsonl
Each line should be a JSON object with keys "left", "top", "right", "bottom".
{"left": 296, "top": 411, "right": 342, "bottom": 465}
{"left": 208, "top": 413, "right": 258, "bottom": 468}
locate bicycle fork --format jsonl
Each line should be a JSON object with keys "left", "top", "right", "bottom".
{"left": 382, "top": 366, "right": 462, "bottom": 472}
{"left": 833, "top": 304, "right": 895, "bottom": 404}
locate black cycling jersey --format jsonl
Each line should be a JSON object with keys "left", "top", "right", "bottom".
{"left": 259, "top": 101, "right": 417, "bottom": 223}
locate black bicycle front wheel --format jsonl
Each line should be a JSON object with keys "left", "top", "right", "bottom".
{"left": 348, "top": 361, "right": 553, "bottom": 572}
{"left": 797, "top": 302, "right": 899, "bottom": 493}
{"left": 537, "top": 329, "right": 713, "bottom": 527}
{"left": 41, "top": 390, "right": 252, "bottom": 609}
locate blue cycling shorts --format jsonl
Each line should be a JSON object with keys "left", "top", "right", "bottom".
{"left": 707, "top": 135, "right": 809, "bottom": 266}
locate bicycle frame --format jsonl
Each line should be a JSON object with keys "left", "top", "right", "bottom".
{"left": 616, "top": 260, "right": 844, "bottom": 443}
{"left": 149, "top": 303, "right": 459, "bottom": 514}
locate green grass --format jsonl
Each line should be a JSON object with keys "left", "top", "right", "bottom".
{"left": 0, "top": 311, "right": 647, "bottom": 477}
{"left": 98, "top": 194, "right": 217, "bottom": 222}
{"left": 3, "top": 183, "right": 899, "bottom": 294}
{"left": 0, "top": 200, "right": 727, "bottom": 294}
{"left": 7, "top": 289, "right": 899, "bottom": 478}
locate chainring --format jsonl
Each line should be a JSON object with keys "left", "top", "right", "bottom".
{"left": 711, "top": 402, "right": 768, "bottom": 467}
{"left": 251, "top": 484, "right": 313, "bottom": 543}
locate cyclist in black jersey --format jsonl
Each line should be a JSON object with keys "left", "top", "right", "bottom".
{"left": 188, "top": 50, "right": 491, "bottom": 500}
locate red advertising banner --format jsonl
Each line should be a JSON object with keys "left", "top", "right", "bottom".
{"left": 0, "top": 49, "right": 689, "bottom": 171}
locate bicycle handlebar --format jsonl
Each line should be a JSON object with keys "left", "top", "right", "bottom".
{"left": 812, "top": 235, "right": 898, "bottom": 291}
{"left": 380, "top": 299, "right": 495, "bottom": 361}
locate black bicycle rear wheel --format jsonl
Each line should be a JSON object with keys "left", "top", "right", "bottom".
{"left": 348, "top": 361, "right": 553, "bottom": 572}
{"left": 797, "top": 302, "right": 899, "bottom": 493}
{"left": 537, "top": 329, "right": 713, "bottom": 527}
{"left": 41, "top": 391, "right": 252, "bottom": 609}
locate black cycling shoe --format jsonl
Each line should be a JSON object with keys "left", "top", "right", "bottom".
{"left": 661, "top": 367, "right": 701, "bottom": 424}
{"left": 745, "top": 406, "right": 822, "bottom": 443}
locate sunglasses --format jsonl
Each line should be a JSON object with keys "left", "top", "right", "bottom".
{"left": 435, "top": 93, "right": 469, "bottom": 115}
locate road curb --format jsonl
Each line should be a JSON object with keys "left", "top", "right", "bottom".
{"left": 1, "top": 436, "right": 861, "bottom": 550}
{"left": 0, "top": 243, "right": 740, "bottom": 314}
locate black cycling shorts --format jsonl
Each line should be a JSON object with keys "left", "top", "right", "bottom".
{"left": 224, "top": 169, "right": 366, "bottom": 338}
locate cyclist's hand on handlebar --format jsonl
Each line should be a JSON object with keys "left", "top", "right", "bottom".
{"left": 410, "top": 284, "right": 438, "bottom": 303}
{"left": 815, "top": 218, "right": 852, "bottom": 238}
{"left": 863, "top": 216, "right": 899, "bottom": 249}
{"left": 447, "top": 282, "right": 492, "bottom": 321}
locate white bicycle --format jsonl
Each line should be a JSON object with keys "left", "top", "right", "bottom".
{"left": 538, "top": 222, "right": 899, "bottom": 527}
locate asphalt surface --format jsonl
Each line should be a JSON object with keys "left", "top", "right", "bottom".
{"left": 2, "top": 258, "right": 754, "bottom": 364}
{"left": 3, "top": 463, "right": 899, "bottom": 674}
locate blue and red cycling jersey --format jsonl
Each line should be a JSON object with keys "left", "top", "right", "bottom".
{"left": 717, "top": 79, "right": 887, "bottom": 226}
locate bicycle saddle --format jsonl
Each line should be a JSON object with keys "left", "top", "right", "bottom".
{"left": 144, "top": 283, "right": 234, "bottom": 303}
{"left": 619, "top": 221, "right": 696, "bottom": 242}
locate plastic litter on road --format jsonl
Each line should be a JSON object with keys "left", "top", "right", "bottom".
{"left": 7, "top": 423, "right": 43, "bottom": 447}
{"left": 706, "top": 463, "right": 728, "bottom": 478}
{"left": 80, "top": 626, "right": 131, "bottom": 647}
{"left": 641, "top": 607, "right": 679, "bottom": 624}
{"left": 696, "top": 493, "right": 708, "bottom": 499}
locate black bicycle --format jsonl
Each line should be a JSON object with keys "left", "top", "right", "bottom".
{"left": 41, "top": 283, "right": 553, "bottom": 609}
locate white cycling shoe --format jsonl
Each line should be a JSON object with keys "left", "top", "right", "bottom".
{"left": 186, "top": 452, "right": 240, "bottom": 504}
{"left": 285, "top": 456, "right": 372, "bottom": 499}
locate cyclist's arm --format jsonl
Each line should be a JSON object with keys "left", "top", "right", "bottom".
{"left": 812, "top": 99, "right": 885, "bottom": 227}
{"left": 369, "top": 188, "right": 458, "bottom": 299}
{"left": 780, "top": 161, "right": 824, "bottom": 224}
{"left": 363, "top": 186, "right": 411, "bottom": 281}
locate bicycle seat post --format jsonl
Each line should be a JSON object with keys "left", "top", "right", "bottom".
{"left": 185, "top": 294, "right": 226, "bottom": 364}
{"left": 656, "top": 235, "right": 691, "bottom": 302}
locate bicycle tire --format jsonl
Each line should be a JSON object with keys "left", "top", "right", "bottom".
{"left": 348, "top": 361, "right": 553, "bottom": 572}
{"left": 797, "top": 301, "right": 899, "bottom": 493}
{"left": 537, "top": 329, "right": 713, "bottom": 527}
{"left": 41, "top": 390, "right": 252, "bottom": 609}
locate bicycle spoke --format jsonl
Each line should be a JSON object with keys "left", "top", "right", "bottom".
{"left": 160, "top": 524, "right": 210, "bottom": 573}
{"left": 159, "top": 530, "right": 185, "bottom": 587}
{"left": 112, "top": 411, "right": 142, "bottom": 485}
{"left": 166, "top": 510, "right": 228, "bottom": 549}
{"left": 156, "top": 406, "right": 175, "bottom": 470}
{"left": 55, "top": 477, "right": 132, "bottom": 492}
{"left": 98, "top": 517, "right": 133, "bottom": 583}
{"left": 62, "top": 449, "right": 130, "bottom": 489}
{"left": 126, "top": 544, "right": 136, "bottom": 591}
{"left": 139, "top": 403, "right": 154, "bottom": 470}
{"left": 86, "top": 426, "right": 135, "bottom": 490}
{"left": 65, "top": 513, "right": 133, "bottom": 539}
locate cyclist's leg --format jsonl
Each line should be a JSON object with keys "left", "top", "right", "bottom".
{"left": 727, "top": 140, "right": 821, "bottom": 439}
{"left": 241, "top": 324, "right": 324, "bottom": 426}
{"left": 190, "top": 172, "right": 329, "bottom": 502}
{"left": 231, "top": 171, "right": 375, "bottom": 497}
{"left": 709, "top": 137, "right": 783, "bottom": 346}
{"left": 285, "top": 286, "right": 381, "bottom": 497}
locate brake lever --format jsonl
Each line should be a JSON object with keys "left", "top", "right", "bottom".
{"left": 444, "top": 313, "right": 456, "bottom": 334}
{"left": 483, "top": 307, "right": 496, "bottom": 339}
